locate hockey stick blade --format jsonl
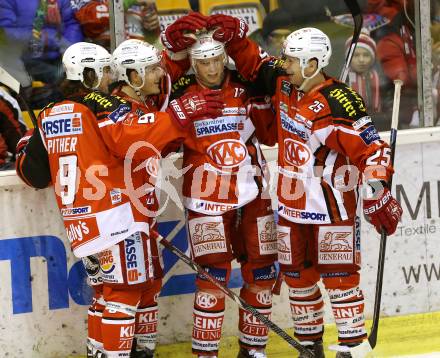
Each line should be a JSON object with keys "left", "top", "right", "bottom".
{"left": 340, "top": 0, "right": 363, "bottom": 82}
{"left": 0, "top": 66, "right": 38, "bottom": 128}
{"left": 157, "top": 234, "right": 314, "bottom": 357}
{"left": 0, "top": 66, "right": 20, "bottom": 94}
{"left": 349, "top": 340, "right": 373, "bottom": 358}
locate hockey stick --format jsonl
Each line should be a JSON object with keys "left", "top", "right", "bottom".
{"left": 157, "top": 234, "right": 314, "bottom": 357}
{"left": 340, "top": 0, "right": 363, "bottom": 82}
{"left": 350, "top": 79, "right": 403, "bottom": 358}
{"left": 0, "top": 66, "right": 38, "bottom": 128}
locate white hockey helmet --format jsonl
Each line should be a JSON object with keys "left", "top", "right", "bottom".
{"left": 111, "top": 39, "right": 162, "bottom": 89}
{"left": 62, "top": 42, "right": 111, "bottom": 89}
{"left": 189, "top": 32, "right": 227, "bottom": 66}
{"left": 283, "top": 27, "right": 332, "bottom": 78}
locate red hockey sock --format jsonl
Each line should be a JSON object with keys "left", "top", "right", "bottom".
{"left": 101, "top": 288, "right": 141, "bottom": 357}
{"left": 287, "top": 284, "right": 324, "bottom": 342}
{"left": 192, "top": 290, "right": 225, "bottom": 356}
{"left": 93, "top": 295, "right": 105, "bottom": 349}
{"left": 327, "top": 286, "right": 367, "bottom": 344}
{"left": 88, "top": 286, "right": 104, "bottom": 352}
{"left": 238, "top": 286, "right": 272, "bottom": 350}
{"left": 135, "top": 279, "right": 161, "bottom": 351}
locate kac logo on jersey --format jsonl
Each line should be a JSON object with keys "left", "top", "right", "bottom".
{"left": 283, "top": 139, "right": 311, "bottom": 167}
{"left": 256, "top": 289, "right": 272, "bottom": 305}
{"left": 195, "top": 292, "right": 217, "bottom": 309}
{"left": 207, "top": 139, "right": 247, "bottom": 168}
{"left": 42, "top": 113, "right": 83, "bottom": 138}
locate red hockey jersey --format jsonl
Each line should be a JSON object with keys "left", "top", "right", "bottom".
{"left": 226, "top": 39, "right": 393, "bottom": 224}
{"left": 17, "top": 91, "right": 186, "bottom": 257}
{"left": 171, "top": 70, "right": 274, "bottom": 215}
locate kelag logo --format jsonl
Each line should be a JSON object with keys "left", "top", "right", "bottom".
{"left": 1, "top": 221, "right": 244, "bottom": 314}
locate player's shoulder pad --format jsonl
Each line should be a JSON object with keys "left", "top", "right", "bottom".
{"left": 81, "top": 91, "right": 130, "bottom": 115}
{"left": 171, "top": 74, "right": 197, "bottom": 98}
{"left": 40, "top": 101, "right": 56, "bottom": 113}
{"left": 319, "top": 82, "right": 368, "bottom": 121}
{"left": 37, "top": 101, "right": 56, "bottom": 123}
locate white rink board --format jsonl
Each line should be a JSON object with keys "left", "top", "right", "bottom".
{"left": 0, "top": 135, "right": 439, "bottom": 357}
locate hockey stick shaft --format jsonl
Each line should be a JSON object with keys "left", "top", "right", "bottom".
{"left": 0, "top": 66, "right": 38, "bottom": 128}
{"left": 368, "top": 79, "right": 402, "bottom": 347}
{"left": 157, "top": 235, "right": 314, "bottom": 357}
{"left": 350, "top": 80, "right": 403, "bottom": 358}
{"left": 340, "top": 0, "right": 363, "bottom": 82}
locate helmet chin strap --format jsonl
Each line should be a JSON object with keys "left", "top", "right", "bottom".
{"left": 128, "top": 68, "right": 147, "bottom": 103}
{"left": 298, "top": 65, "right": 320, "bottom": 91}
{"left": 82, "top": 69, "right": 104, "bottom": 90}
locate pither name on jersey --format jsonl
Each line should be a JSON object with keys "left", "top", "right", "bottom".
{"left": 47, "top": 137, "right": 78, "bottom": 154}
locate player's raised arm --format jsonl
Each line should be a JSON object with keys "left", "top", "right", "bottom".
{"left": 206, "top": 14, "right": 284, "bottom": 97}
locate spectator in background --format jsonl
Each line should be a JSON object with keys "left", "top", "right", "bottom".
{"left": 272, "top": 0, "right": 368, "bottom": 25}
{"left": 367, "top": 0, "right": 417, "bottom": 87}
{"left": 73, "top": 0, "right": 161, "bottom": 50}
{"left": 0, "top": 84, "right": 26, "bottom": 170}
{"left": 0, "top": 0, "right": 84, "bottom": 108}
{"left": 259, "top": 9, "right": 292, "bottom": 56}
{"left": 345, "top": 31, "right": 391, "bottom": 131}
{"left": 366, "top": 0, "right": 418, "bottom": 127}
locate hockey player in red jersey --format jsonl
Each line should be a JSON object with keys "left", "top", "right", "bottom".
{"left": 204, "top": 16, "right": 403, "bottom": 358}
{"left": 162, "top": 23, "right": 277, "bottom": 358}
{"left": 109, "top": 38, "right": 223, "bottom": 357}
{"left": 15, "top": 40, "right": 222, "bottom": 358}
{"left": 16, "top": 41, "right": 113, "bottom": 358}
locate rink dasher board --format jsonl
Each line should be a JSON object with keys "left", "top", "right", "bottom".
{"left": 1, "top": 127, "right": 440, "bottom": 358}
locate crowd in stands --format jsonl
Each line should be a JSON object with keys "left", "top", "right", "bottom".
{"left": 0, "top": 0, "right": 438, "bottom": 169}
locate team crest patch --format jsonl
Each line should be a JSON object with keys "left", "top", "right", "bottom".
{"left": 359, "top": 125, "right": 380, "bottom": 145}
{"left": 281, "top": 80, "right": 292, "bottom": 96}
{"left": 109, "top": 104, "right": 131, "bottom": 122}
{"left": 110, "top": 188, "right": 122, "bottom": 205}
